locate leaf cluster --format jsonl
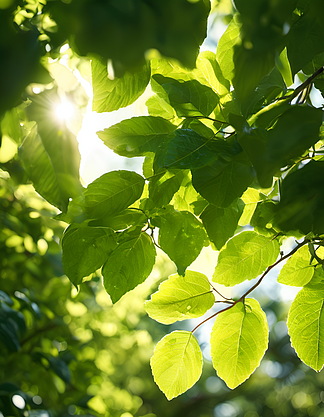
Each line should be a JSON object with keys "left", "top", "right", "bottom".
{"left": 3, "top": 0, "right": 324, "bottom": 404}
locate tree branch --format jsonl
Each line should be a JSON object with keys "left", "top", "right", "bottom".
{"left": 191, "top": 237, "right": 310, "bottom": 333}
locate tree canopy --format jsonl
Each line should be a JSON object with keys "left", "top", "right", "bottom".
{"left": 2, "top": 0, "right": 324, "bottom": 415}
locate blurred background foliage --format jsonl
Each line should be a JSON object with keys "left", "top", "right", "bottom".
{"left": 1, "top": 0, "right": 324, "bottom": 416}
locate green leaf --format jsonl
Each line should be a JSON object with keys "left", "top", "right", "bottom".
{"left": 19, "top": 88, "right": 82, "bottom": 212}
{"left": 274, "top": 160, "right": 324, "bottom": 235}
{"left": 146, "top": 94, "right": 178, "bottom": 120}
{"left": 192, "top": 156, "right": 255, "bottom": 208}
{"left": 151, "top": 330, "right": 203, "bottom": 400}
{"left": 152, "top": 75, "right": 219, "bottom": 118}
{"left": 19, "top": 124, "right": 82, "bottom": 212}
{"left": 149, "top": 170, "right": 185, "bottom": 208}
{"left": 84, "top": 170, "right": 145, "bottom": 220}
{"left": 239, "top": 187, "right": 264, "bottom": 226}
{"left": 145, "top": 270, "right": 215, "bottom": 324}
{"left": 0, "top": 307, "right": 21, "bottom": 352}
{"left": 287, "top": 1, "right": 324, "bottom": 75}
{"left": 195, "top": 50, "right": 230, "bottom": 96}
{"left": 91, "top": 57, "right": 150, "bottom": 112}
{"left": 215, "top": 15, "right": 241, "bottom": 85}
{"left": 288, "top": 287, "right": 324, "bottom": 371}
{"left": 200, "top": 200, "right": 243, "bottom": 250}
{"left": 277, "top": 245, "right": 315, "bottom": 287}
{"left": 266, "top": 106, "right": 322, "bottom": 165}
{"left": 1, "top": 107, "right": 23, "bottom": 145}
{"left": 61, "top": 224, "right": 117, "bottom": 286}
{"left": 213, "top": 231, "right": 280, "bottom": 286}
{"left": 154, "top": 129, "right": 226, "bottom": 171}
{"left": 97, "top": 116, "right": 176, "bottom": 157}
{"left": 211, "top": 299, "right": 269, "bottom": 389}
{"left": 153, "top": 209, "right": 207, "bottom": 276}
{"left": 276, "top": 47, "right": 293, "bottom": 87}
{"left": 88, "top": 208, "right": 147, "bottom": 230}
{"left": 241, "top": 67, "right": 285, "bottom": 118}
{"left": 233, "top": 44, "right": 275, "bottom": 103}
{"left": 102, "top": 232, "right": 156, "bottom": 303}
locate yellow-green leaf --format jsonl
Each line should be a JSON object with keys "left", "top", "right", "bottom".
{"left": 151, "top": 331, "right": 202, "bottom": 400}
{"left": 145, "top": 270, "right": 215, "bottom": 324}
{"left": 278, "top": 245, "right": 315, "bottom": 287}
{"left": 288, "top": 288, "right": 324, "bottom": 371}
{"left": 210, "top": 299, "right": 269, "bottom": 389}
{"left": 213, "top": 231, "right": 280, "bottom": 286}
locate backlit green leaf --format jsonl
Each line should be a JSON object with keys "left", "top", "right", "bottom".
{"left": 288, "top": 287, "right": 324, "bottom": 371}
{"left": 97, "top": 116, "right": 176, "bottom": 157}
{"left": 278, "top": 245, "right": 315, "bottom": 287}
{"left": 153, "top": 209, "right": 207, "bottom": 276}
{"left": 200, "top": 200, "right": 243, "bottom": 250}
{"left": 151, "top": 331, "right": 203, "bottom": 400}
{"left": 152, "top": 75, "right": 219, "bottom": 118}
{"left": 216, "top": 15, "right": 241, "bottom": 85}
{"left": 91, "top": 58, "right": 150, "bottom": 113}
{"left": 149, "top": 170, "right": 185, "bottom": 207}
{"left": 62, "top": 225, "right": 117, "bottom": 286}
{"left": 19, "top": 124, "right": 82, "bottom": 212}
{"left": 145, "top": 270, "right": 215, "bottom": 324}
{"left": 192, "top": 157, "right": 255, "bottom": 208}
{"left": 84, "top": 170, "right": 145, "bottom": 220}
{"left": 102, "top": 232, "right": 156, "bottom": 303}
{"left": 154, "top": 129, "right": 222, "bottom": 171}
{"left": 213, "top": 231, "right": 280, "bottom": 286}
{"left": 19, "top": 88, "right": 82, "bottom": 212}
{"left": 239, "top": 188, "right": 264, "bottom": 226}
{"left": 211, "top": 299, "right": 269, "bottom": 389}
{"left": 195, "top": 50, "right": 230, "bottom": 96}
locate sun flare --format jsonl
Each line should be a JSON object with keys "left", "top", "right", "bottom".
{"left": 55, "top": 100, "right": 74, "bottom": 121}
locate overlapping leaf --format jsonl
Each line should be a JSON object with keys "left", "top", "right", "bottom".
{"left": 288, "top": 287, "right": 324, "bottom": 371}
{"left": 145, "top": 271, "right": 215, "bottom": 324}
{"left": 61, "top": 225, "right": 117, "bottom": 286}
{"left": 200, "top": 200, "right": 243, "bottom": 250}
{"left": 278, "top": 245, "right": 315, "bottom": 287}
{"left": 154, "top": 129, "right": 234, "bottom": 171}
{"left": 151, "top": 331, "right": 203, "bottom": 400}
{"left": 192, "top": 156, "right": 255, "bottom": 208}
{"left": 102, "top": 232, "right": 156, "bottom": 303}
{"left": 84, "top": 170, "right": 145, "bottom": 220}
{"left": 97, "top": 116, "right": 176, "bottom": 157}
{"left": 19, "top": 89, "right": 82, "bottom": 212}
{"left": 211, "top": 299, "right": 269, "bottom": 389}
{"left": 213, "top": 231, "right": 280, "bottom": 286}
{"left": 152, "top": 75, "right": 219, "bottom": 118}
{"left": 153, "top": 209, "right": 207, "bottom": 276}
{"left": 91, "top": 58, "right": 150, "bottom": 112}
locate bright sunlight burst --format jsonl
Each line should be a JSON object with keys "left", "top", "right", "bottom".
{"left": 55, "top": 99, "right": 74, "bottom": 121}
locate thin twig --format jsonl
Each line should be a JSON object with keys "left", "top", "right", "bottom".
{"left": 191, "top": 237, "right": 310, "bottom": 333}
{"left": 209, "top": 282, "right": 232, "bottom": 301}
{"left": 278, "top": 66, "right": 324, "bottom": 102}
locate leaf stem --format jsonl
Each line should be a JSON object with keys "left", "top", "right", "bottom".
{"left": 191, "top": 237, "right": 310, "bottom": 333}
{"left": 279, "top": 66, "right": 324, "bottom": 102}
{"left": 209, "top": 282, "right": 232, "bottom": 301}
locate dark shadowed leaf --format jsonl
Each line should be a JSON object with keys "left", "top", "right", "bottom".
{"left": 102, "top": 232, "right": 156, "bottom": 303}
